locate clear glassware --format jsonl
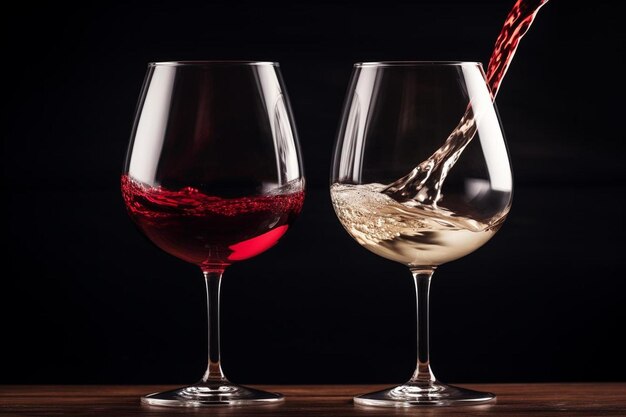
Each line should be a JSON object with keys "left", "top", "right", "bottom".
{"left": 121, "top": 61, "right": 304, "bottom": 406}
{"left": 330, "top": 62, "right": 512, "bottom": 406}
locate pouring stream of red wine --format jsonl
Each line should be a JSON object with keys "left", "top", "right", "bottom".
{"left": 382, "top": 0, "right": 549, "bottom": 204}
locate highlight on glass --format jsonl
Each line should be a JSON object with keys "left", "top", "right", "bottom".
{"left": 121, "top": 61, "right": 304, "bottom": 406}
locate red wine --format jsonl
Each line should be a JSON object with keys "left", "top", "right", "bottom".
{"left": 121, "top": 175, "right": 304, "bottom": 272}
{"left": 383, "top": 0, "right": 549, "bottom": 203}
{"left": 485, "top": 0, "right": 549, "bottom": 97}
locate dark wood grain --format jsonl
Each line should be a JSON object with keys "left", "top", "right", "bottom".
{"left": 1, "top": 384, "right": 625, "bottom": 416}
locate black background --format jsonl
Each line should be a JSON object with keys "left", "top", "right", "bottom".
{"left": 3, "top": 0, "right": 625, "bottom": 385}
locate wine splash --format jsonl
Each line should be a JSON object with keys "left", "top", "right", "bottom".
{"left": 121, "top": 175, "right": 304, "bottom": 270}
{"left": 382, "top": 0, "right": 549, "bottom": 204}
{"left": 331, "top": 183, "right": 504, "bottom": 267}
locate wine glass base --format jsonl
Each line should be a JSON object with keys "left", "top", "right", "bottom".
{"left": 141, "top": 381, "right": 284, "bottom": 407}
{"left": 354, "top": 381, "right": 495, "bottom": 407}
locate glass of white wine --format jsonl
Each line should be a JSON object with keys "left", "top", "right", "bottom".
{"left": 330, "top": 62, "right": 513, "bottom": 406}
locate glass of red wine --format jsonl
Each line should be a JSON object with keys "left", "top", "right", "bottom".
{"left": 121, "top": 61, "right": 304, "bottom": 406}
{"left": 331, "top": 62, "right": 513, "bottom": 406}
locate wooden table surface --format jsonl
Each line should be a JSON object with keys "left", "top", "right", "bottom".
{"left": 1, "top": 384, "right": 625, "bottom": 416}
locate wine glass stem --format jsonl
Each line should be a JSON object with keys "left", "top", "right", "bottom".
{"left": 409, "top": 268, "right": 436, "bottom": 384}
{"left": 202, "top": 270, "right": 226, "bottom": 382}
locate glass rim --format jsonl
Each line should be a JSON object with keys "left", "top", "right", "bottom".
{"left": 354, "top": 61, "right": 482, "bottom": 67}
{"left": 148, "top": 60, "right": 279, "bottom": 67}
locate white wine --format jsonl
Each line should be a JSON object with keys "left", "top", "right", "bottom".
{"left": 331, "top": 183, "right": 507, "bottom": 267}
